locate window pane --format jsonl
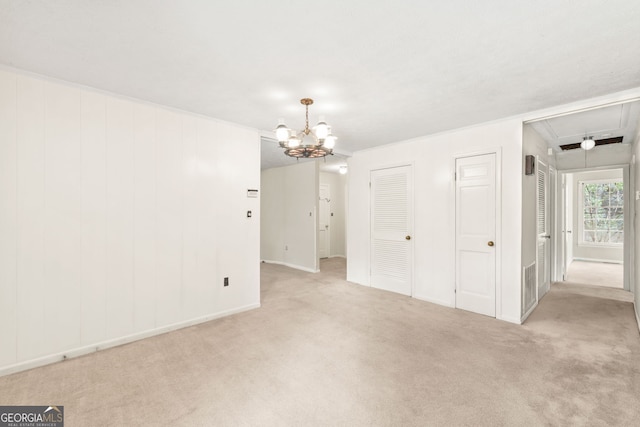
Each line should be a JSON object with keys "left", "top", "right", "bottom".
{"left": 611, "top": 207, "right": 624, "bottom": 220}
{"left": 601, "top": 185, "right": 611, "bottom": 207}
{"left": 610, "top": 232, "right": 624, "bottom": 243}
{"left": 580, "top": 180, "right": 623, "bottom": 245}
{"left": 595, "top": 231, "right": 609, "bottom": 243}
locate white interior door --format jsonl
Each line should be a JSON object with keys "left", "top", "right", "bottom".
{"left": 537, "top": 159, "right": 551, "bottom": 297}
{"left": 319, "top": 183, "right": 330, "bottom": 259}
{"left": 455, "top": 153, "right": 496, "bottom": 317}
{"left": 370, "top": 165, "right": 412, "bottom": 296}
{"left": 564, "top": 173, "right": 574, "bottom": 278}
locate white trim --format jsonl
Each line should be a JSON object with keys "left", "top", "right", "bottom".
{"left": 634, "top": 302, "right": 640, "bottom": 335}
{"left": 577, "top": 243, "right": 624, "bottom": 249}
{"left": 498, "top": 315, "right": 522, "bottom": 325}
{"left": 0, "top": 303, "right": 260, "bottom": 377}
{"left": 261, "top": 260, "right": 320, "bottom": 273}
{"left": 328, "top": 255, "right": 346, "bottom": 259}
{"left": 413, "top": 294, "right": 455, "bottom": 308}
{"left": 572, "top": 257, "right": 623, "bottom": 264}
{"left": 452, "top": 148, "right": 502, "bottom": 319}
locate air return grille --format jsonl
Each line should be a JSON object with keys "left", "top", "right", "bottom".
{"left": 522, "top": 262, "right": 536, "bottom": 315}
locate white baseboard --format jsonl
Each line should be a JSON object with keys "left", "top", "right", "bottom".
{"left": 328, "top": 255, "right": 346, "bottom": 259}
{"left": 0, "top": 302, "right": 260, "bottom": 377}
{"left": 413, "top": 294, "right": 455, "bottom": 308}
{"left": 635, "top": 302, "right": 640, "bottom": 335}
{"left": 261, "top": 260, "right": 319, "bottom": 273}
{"left": 573, "top": 257, "right": 623, "bottom": 264}
{"left": 501, "top": 314, "right": 525, "bottom": 325}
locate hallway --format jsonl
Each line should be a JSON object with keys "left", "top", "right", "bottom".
{"left": 566, "top": 260, "right": 624, "bottom": 289}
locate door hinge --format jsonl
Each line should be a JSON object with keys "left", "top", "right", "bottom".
{"left": 454, "top": 172, "right": 457, "bottom": 181}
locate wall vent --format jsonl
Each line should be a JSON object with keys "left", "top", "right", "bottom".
{"left": 522, "top": 262, "right": 536, "bottom": 315}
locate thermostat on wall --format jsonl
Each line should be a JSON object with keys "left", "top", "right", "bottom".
{"left": 247, "top": 189, "right": 258, "bottom": 198}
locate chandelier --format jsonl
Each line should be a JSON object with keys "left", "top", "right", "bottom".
{"left": 275, "top": 98, "right": 337, "bottom": 158}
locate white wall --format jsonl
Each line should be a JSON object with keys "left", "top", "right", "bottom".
{"left": 320, "top": 172, "right": 347, "bottom": 258}
{"left": 570, "top": 169, "right": 624, "bottom": 263}
{"left": 632, "top": 128, "right": 640, "bottom": 329}
{"left": 261, "top": 162, "right": 319, "bottom": 272}
{"left": 347, "top": 119, "right": 523, "bottom": 323}
{"left": 0, "top": 69, "right": 261, "bottom": 375}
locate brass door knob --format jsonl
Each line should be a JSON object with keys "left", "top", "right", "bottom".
{"left": 488, "top": 241, "right": 494, "bottom": 247}
{"left": 406, "top": 235, "right": 411, "bottom": 240}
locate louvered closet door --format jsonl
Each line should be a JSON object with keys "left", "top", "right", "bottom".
{"left": 537, "top": 159, "right": 550, "bottom": 297}
{"left": 370, "top": 166, "right": 412, "bottom": 296}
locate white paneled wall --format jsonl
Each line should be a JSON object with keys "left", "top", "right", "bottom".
{"left": 0, "top": 69, "right": 261, "bottom": 374}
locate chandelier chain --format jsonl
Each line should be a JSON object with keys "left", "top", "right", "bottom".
{"left": 305, "top": 104, "right": 310, "bottom": 135}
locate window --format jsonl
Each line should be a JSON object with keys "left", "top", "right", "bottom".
{"left": 580, "top": 180, "right": 623, "bottom": 245}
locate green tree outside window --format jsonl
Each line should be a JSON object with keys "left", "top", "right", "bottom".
{"left": 582, "top": 181, "right": 623, "bottom": 244}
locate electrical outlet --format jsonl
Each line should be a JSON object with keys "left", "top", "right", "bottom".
{"left": 224, "top": 277, "right": 229, "bottom": 287}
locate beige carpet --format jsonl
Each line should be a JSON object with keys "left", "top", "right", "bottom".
{"left": 0, "top": 258, "right": 639, "bottom": 426}
{"left": 566, "top": 260, "right": 624, "bottom": 289}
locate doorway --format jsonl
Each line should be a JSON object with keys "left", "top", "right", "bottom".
{"left": 560, "top": 168, "right": 626, "bottom": 290}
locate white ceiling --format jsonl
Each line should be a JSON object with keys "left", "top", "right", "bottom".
{"left": 529, "top": 101, "right": 640, "bottom": 151}
{"left": 1, "top": 1, "right": 640, "bottom": 162}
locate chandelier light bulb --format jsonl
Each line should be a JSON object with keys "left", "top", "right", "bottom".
{"left": 275, "top": 119, "right": 290, "bottom": 142}
{"left": 314, "top": 116, "right": 329, "bottom": 140}
{"left": 324, "top": 134, "right": 337, "bottom": 149}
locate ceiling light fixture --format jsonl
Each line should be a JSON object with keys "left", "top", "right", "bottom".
{"left": 275, "top": 98, "right": 337, "bottom": 158}
{"left": 580, "top": 136, "right": 595, "bottom": 150}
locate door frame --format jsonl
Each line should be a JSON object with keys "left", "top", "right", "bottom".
{"left": 556, "top": 164, "right": 632, "bottom": 292}
{"left": 452, "top": 148, "right": 502, "bottom": 319}
{"left": 319, "top": 183, "right": 331, "bottom": 259}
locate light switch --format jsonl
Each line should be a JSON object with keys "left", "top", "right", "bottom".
{"left": 247, "top": 210, "right": 252, "bottom": 218}
{"left": 636, "top": 191, "right": 640, "bottom": 201}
